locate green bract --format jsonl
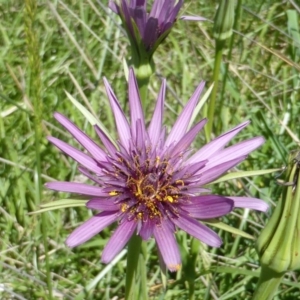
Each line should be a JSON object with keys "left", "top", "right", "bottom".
{"left": 213, "top": 0, "right": 235, "bottom": 41}
{"left": 256, "top": 151, "right": 300, "bottom": 273}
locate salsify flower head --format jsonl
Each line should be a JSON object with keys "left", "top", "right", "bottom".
{"left": 46, "top": 69, "right": 268, "bottom": 271}
{"left": 109, "top": 0, "right": 183, "bottom": 59}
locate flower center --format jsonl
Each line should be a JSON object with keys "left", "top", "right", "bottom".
{"left": 111, "top": 152, "right": 187, "bottom": 221}
{"left": 124, "top": 168, "right": 182, "bottom": 220}
{"left": 140, "top": 173, "right": 159, "bottom": 198}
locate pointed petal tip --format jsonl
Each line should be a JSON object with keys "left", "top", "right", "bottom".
{"left": 53, "top": 111, "right": 61, "bottom": 118}
{"left": 65, "top": 212, "right": 118, "bottom": 248}
{"left": 47, "top": 136, "right": 54, "bottom": 142}
{"left": 173, "top": 214, "right": 223, "bottom": 247}
{"left": 101, "top": 220, "right": 137, "bottom": 263}
{"left": 45, "top": 181, "right": 56, "bottom": 189}
{"left": 154, "top": 221, "right": 181, "bottom": 272}
{"left": 65, "top": 238, "right": 76, "bottom": 248}
{"left": 229, "top": 196, "right": 269, "bottom": 212}
{"left": 53, "top": 112, "right": 72, "bottom": 127}
{"left": 102, "top": 77, "right": 111, "bottom": 90}
{"left": 100, "top": 257, "right": 107, "bottom": 264}
{"left": 196, "top": 80, "right": 206, "bottom": 93}
{"left": 168, "top": 263, "right": 182, "bottom": 272}
{"left": 53, "top": 111, "right": 68, "bottom": 120}
{"left": 256, "top": 136, "right": 265, "bottom": 146}
{"left": 128, "top": 67, "right": 134, "bottom": 77}
{"left": 180, "top": 16, "right": 207, "bottom": 21}
{"left": 214, "top": 239, "right": 223, "bottom": 248}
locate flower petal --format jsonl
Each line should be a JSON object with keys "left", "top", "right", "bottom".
{"left": 149, "top": 0, "right": 165, "bottom": 19}
{"left": 201, "top": 137, "right": 265, "bottom": 170}
{"left": 108, "top": 0, "right": 118, "bottom": 13}
{"left": 54, "top": 113, "right": 107, "bottom": 161}
{"left": 133, "top": 6, "right": 147, "bottom": 37}
{"left": 165, "top": 81, "right": 205, "bottom": 146}
{"left": 167, "top": 0, "right": 183, "bottom": 22}
{"left": 86, "top": 198, "right": 119, "bottom": 211}
{"left": 148, "top": 78, "right": 166, "bottom": 145}
{"left": 101, "top": 219, "right": 137, "bottom": 263}
{"left": 46, "top": 182, "right": 107, "bottom": 197}
{"left": 139, "top": 219, "right": 155, "bottom": 240}
{"left": 66, "top": 211, "right": 118, "bottom": 247}
{"left": 128, "top": 68, "right": 146, "bottom": 139}
{"left": 120, "top": 0, "right": 135, "bottom": 38}
{"left": 48, "top": 137, "right": 102, "bottom": 174}
{"left": 171, "top": 118, "right": 207, "bottom": 156}
{"left": 94, "top": 125, "right": 118, "bottom": 158}
{"left": 153, "top": 219, "right": 181, "bottom": 272}
{"left": 103, "top": 77, "right": 131, "bottom": 150}
{"left": 187, "top": 121, "right": 250, "bottom": 164}
{"left": 227, "top": 196, "right": 269, "bottom": 212}
{"left": 172, "top": 160, "right": 207, "bottom": 181}
{"left": 172, "top": 214, "right": 222, "bottom": 247}
{"left": 144, "top": 17, "right": 158, "bottom": 48}
{"left": 78, "top": 167, "right": 103, "bottom": 185}
{"left": 183, "top": 195, "right": 234, "bottom": 218}
{"left": 134, "top": 119, "right": 147, "bottom": 152}
{"left": 197, "top": 156, "right": 247, "bottom": 185}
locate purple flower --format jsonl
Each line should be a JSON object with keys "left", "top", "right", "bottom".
{"left": 46, "top": 69, "right": 268, "bottom": 271}
{"left": 109, "top": 0, "right": 183, "bottom": 55}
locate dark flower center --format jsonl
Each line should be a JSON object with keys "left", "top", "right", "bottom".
{"left": 120, "top": 156, "right": 184, "bottom": 220}
{"left": 108, "top": 147, "right": 190, "bottom": 221}
{"left": 140, "top": 173, "right": 159, "bottom": 197}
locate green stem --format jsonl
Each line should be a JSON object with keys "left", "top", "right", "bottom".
{"left": 206, "top": 39, "right": 225, "bottom": 140}
{"left": 134, "top": 59, "right": 153, "bottom": 113}
{"left": 252, "top": 266, "right": 284, "bottom": 300}
{"left": 125, "top": 235, "right": 143, "bottom": 300}
{"left": 139, "top": 244, "right": 148, "bottom": 300}
{"left": 219, "top": 0, "right": 242, "bottom": 132}
{"left": 187, "top": 238, "right": 200, "bottom": 300}
{"left": 188, "top": 281, "right": 195, "bottom": 300}
{"left": 24, "top": 0, "right": 52, "bottom": 298}
{"left": 137, "top": 75, "right": 150, "bottom": 112}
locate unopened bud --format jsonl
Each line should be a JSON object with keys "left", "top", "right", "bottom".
{"left": 256, "top": 151, "right": 300, "bottom": 273}
{"left": 213, "top": 0, "right": 235, "bottom": 41}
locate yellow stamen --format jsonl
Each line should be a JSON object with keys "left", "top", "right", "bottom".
{"left": 168, "top": 264, "right": 182, "bottom": 271}
{"left": 121, "top": 203, "right": 128, "bottom": 212}
{"left": 109, "top": 191, "right": 118, "bottom": 196}
{"left": 175, "top": 180, "right": 184, "bottom": 186}
{"left": 165, "top": 195, "right": 174, "bottom": 203}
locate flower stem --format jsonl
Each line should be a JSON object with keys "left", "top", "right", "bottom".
{"left": 206, "top": 40, "right": 225, "bottom": 140}
{"left": 187, "top": 238, "right": 200, "bottom": 300}
{"left": 139, "top": 243, "right": 149, "bottom": 300}
{"left": 125, "top": 234, "right": 143, "bottom": 300}
{"left": 219, "top": 0, "right": 242, "bottom": 132}
{"left": 137, "top": 75, "right": 150, "bottom": 112}
{"left": 252, "top": 266, "right": 284, "bottom": 300}
{"left": 133, "top": 56, "right": 154, "bottom": 113}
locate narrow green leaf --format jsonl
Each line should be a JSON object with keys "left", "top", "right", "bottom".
{"left": 188, "top": 82, "right": 214, "bottom": 129}
{"left": 29, "top": 199, "right": 87, "bottom": 214}
{"left": 205, "top": 219, "right": 254, "bottom": 240}
{"left": 209, "top": 168, "right": 281, "bottom": 184}
{"left": 65, "top": 91, "right": 117, "bottom": 147}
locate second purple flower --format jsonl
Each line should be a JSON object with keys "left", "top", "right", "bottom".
{"left": 109, "top": 0, "right": 183, "bottom": 55}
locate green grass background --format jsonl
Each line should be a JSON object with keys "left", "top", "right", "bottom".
{"left": 1, "top": 0, "right": 300, "bottom": 299}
